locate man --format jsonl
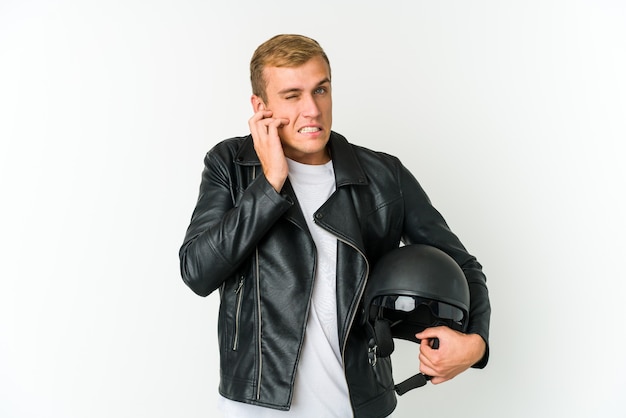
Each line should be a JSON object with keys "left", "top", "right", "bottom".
{"left": 179, "top": 34, "right": 490, "bottom": 418}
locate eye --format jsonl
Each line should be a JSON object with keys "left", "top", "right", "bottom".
{"left": 314, "top": 87, "right": 327, "bottom": 95}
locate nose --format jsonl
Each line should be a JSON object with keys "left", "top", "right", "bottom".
{"left": 301, "top": 94, "right": 321, "bottom": 118}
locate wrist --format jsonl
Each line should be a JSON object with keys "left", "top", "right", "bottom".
{"left": 466, "top": 333, "right": 487, "bottom": 366}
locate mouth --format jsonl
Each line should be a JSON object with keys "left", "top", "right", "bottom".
{"left": 298, "top": 126, "right": 322, "bottom": 134}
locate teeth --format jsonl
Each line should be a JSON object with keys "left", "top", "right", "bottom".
{"left": 299, "top": 127, "right": 320, "bottom": 133}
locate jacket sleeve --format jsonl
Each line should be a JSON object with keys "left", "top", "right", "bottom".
{"left": 179, "top": 147, "right": 293, "bottom": 297}
{"left": 397, "top": 161, "right": 491, "bottom": 368}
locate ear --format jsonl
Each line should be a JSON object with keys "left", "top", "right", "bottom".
{"left": 251, "top": 95, "right": 266, "bottom": 112}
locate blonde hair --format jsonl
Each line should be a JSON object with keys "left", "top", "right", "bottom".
{"left": 250, "top": 34, "right": 331, "bottom": 102}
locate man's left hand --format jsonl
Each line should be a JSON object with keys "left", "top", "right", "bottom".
{"left": 414, "top": 326, "right": 486, "bottom": 384}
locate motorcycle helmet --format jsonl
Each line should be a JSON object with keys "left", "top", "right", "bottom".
{"left": 363, "top": 244, "right": 471, "bottom": 395}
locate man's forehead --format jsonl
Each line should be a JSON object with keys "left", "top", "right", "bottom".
{"left": 263, "top": 58, "right": 331, "bottom": 88}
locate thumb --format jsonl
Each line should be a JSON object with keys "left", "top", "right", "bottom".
{"left": 415, "top": 326, "right": 441, "bottom": 341}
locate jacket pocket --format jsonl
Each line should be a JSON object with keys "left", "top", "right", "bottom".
{"left": 232, "top": 275, "right": 245, "bottom": 351}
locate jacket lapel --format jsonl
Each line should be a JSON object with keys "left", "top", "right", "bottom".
{"left": 314, "top": 132, "right": 369, "bottom": 255}
{"left": 281, "top": 179, "right": 310, "bottom": 233}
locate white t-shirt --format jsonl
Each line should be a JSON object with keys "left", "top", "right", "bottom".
{"left": 219, "top": 158, "right": 353, "bottom": 417}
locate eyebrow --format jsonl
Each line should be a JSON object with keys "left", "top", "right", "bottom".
{"left": 277, "top": 78, "right": 331, "bottom": 95}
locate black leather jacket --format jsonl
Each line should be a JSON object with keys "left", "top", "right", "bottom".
{"left": 179, "top": 131, "right": 490, "bottom": 418}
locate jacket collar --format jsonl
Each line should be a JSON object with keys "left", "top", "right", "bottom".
{"left": 234, "top": 131, "right": 369, "bottom": 188}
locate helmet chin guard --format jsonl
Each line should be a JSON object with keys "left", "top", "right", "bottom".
{"left": 363, "top": 244, "right": 470, "bottom": 395}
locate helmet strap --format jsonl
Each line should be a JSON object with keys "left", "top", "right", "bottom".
{"left": 394, "top": 373, "right": 431, "bottom": 395}
{"left": 373, "top": 318, "right": 394, "bottom": 357}
{"left": 366, "top": 318, "right": 437, "bottom": 395}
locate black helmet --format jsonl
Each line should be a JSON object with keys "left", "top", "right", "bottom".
{"left": 363, "top": 244, "right": 470, "bottom": 395}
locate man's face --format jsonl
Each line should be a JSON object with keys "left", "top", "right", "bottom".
{"left": 258, "top": 56, "right": 332, "bottom": 165}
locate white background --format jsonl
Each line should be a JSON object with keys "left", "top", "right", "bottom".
{"left": 1, "top": 1, "right": 625, "bottom": 417}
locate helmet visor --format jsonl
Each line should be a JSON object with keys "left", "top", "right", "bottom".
{"left": 370, "top": 295, "right": 466, "bottom": 331}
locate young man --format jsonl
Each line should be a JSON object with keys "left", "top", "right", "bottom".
{"left": 179, "top": 34, "right": 490, "bottom": 418}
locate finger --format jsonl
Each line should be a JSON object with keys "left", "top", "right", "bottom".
{"left": 415, "top": 326, "right": 442, "bottom": 341}
{"left": 266, "top": 118, "right": 282, "bottom": 139}
{"left": 418, "top": 354, "right": 436, "bottom": 378}
{"left": 256, "top": 117, "right": 280, "bottom": 137}
{"left": 419, "top": 347, "right": 447, "bottom": 382}
{"left": 422, "top": 338, "right": 440, "bottom": 351}
{"left": 419, "top": 349, "right": 433, "bottom": 368}
{"left": 250, "top": 115, "right": 273, "bottom": 134}
{"left": 249, "top": 113, "right": 277, "bottom": 142}
{"left": 248, "top": 113, "right": 267, "bottom": 138}
{"left": 257, "top": 117, "right": 289, "bottom": 140}
{"left": 248, "top": 107, "right": 273, "bottom": 131}
{"left": 255, "top": 115, "right": 289, "bottom": 133}
{"left": 249, "top": 107, "right": 272, "bottom": 122}
{"left": 429, "top": 376, "right": 449, "bottom": 385}
{"left": 416, "top": 335, "right": 438, "bottom": 353}
{"left": 268, "top": 118, "right": 289, "bottom": 129}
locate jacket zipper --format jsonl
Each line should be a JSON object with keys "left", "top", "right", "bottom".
{"left": 336, "top": 236, "right": 370, "bottom": 367}
{"left": 250, "top": 165, "right": 264, "bottom": 401}
{"left": 232, "top": 276, "right": 245, "bottom": 351}
{"left": 255, "top": 247, "right": 263, "bottom": 400}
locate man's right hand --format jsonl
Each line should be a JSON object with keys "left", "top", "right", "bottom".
{"left": 248, "top": 104, "right": 290, "bottom": 192}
